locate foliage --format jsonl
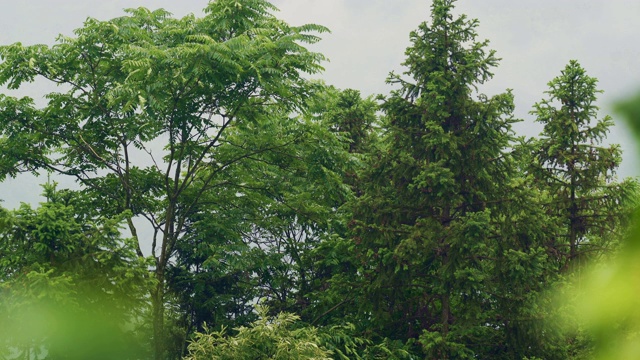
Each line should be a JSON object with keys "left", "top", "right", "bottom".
{"left": 340, "top": 0, "right": 561, "bottom": 358}
{"left": 552, "top": 89, "right": 640, "bottom": 360}
{"left": 184, "top": 305, "right": 416, "bottom": 360}
{"left": 165, "top": 96, "right": 354, "bottom": 358}
{"left": 0, "top": 1, "right": 327, "bottom": 358}
{"left": 184, "top": 305, "right": 331, "bottom": 360}
{"left": 0, "top": 184, "right": 151, "bottom": 359}
{"left": 529, "top": 60, "right": 637, "bottom": 270}
{"left": 0, "top": 0, "right": 636, "bottom": 359}
{"left": 316, "top": 323, "right": 416, "bottom": 360}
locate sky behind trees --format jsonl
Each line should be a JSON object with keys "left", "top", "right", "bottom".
{"left": 1, "top": 0, "right": 639, "bottom": 208}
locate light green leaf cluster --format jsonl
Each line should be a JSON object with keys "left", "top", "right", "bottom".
{"left": 184, "top": 306, "right": 331, "bottom": 360}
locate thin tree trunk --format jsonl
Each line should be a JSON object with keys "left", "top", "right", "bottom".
{"left": 441, "top": 293, "right": 450, "bottom": 335}
{"left": 153, "top": 201, "right": 176, "bottom": 360}
{"left": 153, "top": 267, "right": 165, "bottom": 360}
{"left": 569, "top": 143, "right": 578, "bottom": 269}
{"left": 440, "top": 206, "right": 451, "bottom": 359}
{"left": 440, "top": 291, "right": 450, "bottom": 360}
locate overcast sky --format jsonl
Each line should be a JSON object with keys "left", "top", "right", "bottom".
{"left": 1, "top": 0, "right": 639, "bottom": 210}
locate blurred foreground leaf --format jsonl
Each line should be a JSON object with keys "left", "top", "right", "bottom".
{"left": 561, "top": 92, "right": 640, "bottom": 360}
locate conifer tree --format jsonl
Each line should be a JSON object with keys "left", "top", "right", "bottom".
{"left": 347, "top": 0, "right": 534, "bottom": 357}
{"left": 530, "top": 60, "right": 637, "bottom": 270}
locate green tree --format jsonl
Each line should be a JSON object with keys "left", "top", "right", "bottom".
{"left": 314, "top": 86, "right": 378, "bottom": 155}
{"left": 535, "top": 90, "right": 640, "bottom": 360}
{"left": 0, "top": 1, "right": 327, "bottom": 358}
{"left": 165, "top": 99, "right": 352, "bottom": 356}
{"left": 530, "top": 60, "right": 637, "bottom": 270}
{"left": 0, "top": 184, "right": 151, "bottom": 359}
{"left": 343, "top": 0, "right": 559, "bottom": 358}
{"left": 297, "top": 86, "right": 378, "bottom": 325}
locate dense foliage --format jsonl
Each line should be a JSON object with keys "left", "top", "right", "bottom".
{"left": 0, "top": 0, "right": 636, "bottom": 359}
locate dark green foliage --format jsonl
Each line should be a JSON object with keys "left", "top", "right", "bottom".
{"left": 314, "top": 86, "right": 378, "bottom": 154}
{"left": 0, "top": 0, "right": 635, "bottom": 359}
{"left": 165, "top": 101, "right": 353, "bottom": 356}
{"left": 345, "top": 0, "right": 519, "bottom": 357}
{"left": 331, "top": 1, "right": 614, "bottom": 359}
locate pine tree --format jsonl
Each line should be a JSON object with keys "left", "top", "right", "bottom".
{"left": 347, "top": 0, "right": 528, "bottom": 357}
{"left": 530, "top": 60, "right": 637, "bottom": 271}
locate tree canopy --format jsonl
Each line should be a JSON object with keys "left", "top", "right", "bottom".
{"left": 0, "top": 0, "right": 636, "bottom": 359}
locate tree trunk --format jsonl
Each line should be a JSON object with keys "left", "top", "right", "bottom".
{"left": 440, "top": 292, "right": 450, "bottom": 360}
{"left": 152, "top": 266, "right": 165, "bottom": 360}
{"left": 441, "top": 293, "right": 450, "bottom": 335}
{"left": 569, "top": 207, "right": 577, "bottom": 266}
{"left": 153, "top": 202, "right": 176, "bottom": 359}
{"left": 569, "top": 149, "right": 578, "bottom": 269}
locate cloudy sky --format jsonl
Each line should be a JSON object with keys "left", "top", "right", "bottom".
{"left": 1, "top": 0, "right": 639, "bottom": 209}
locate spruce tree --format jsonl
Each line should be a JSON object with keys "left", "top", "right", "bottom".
{"left": 346, "top": 0, "right": 534, "bottom": 357}
{"left": 530, "top": 60, "right": 637, "bottom": 270}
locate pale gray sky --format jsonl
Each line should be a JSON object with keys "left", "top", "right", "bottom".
{"left": 1, "top": 0, "right": 639, "bottom": 210}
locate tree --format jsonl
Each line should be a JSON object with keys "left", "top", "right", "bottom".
{"left": 0, "top": 184, "right": 151, "bottom": 359}
{"left": 343, "top": 0, "right": 560, "bottom": 358}
{"left": 557, "top": 88, "right": 640, "bottom": 360}
{"left": 165, "top": 97, "right": 352, "bottom": 356}
{"left": 294, "top": 86, "right": 378, "bottom": 325}
{"left": 0, "top": 1, "right": 327, "bottom": 358}
{"left": 314, "top": 86, "right": 378, "bottom": 155}
{"left": 530, "top": 60, "right": 637, "bottom": 270}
